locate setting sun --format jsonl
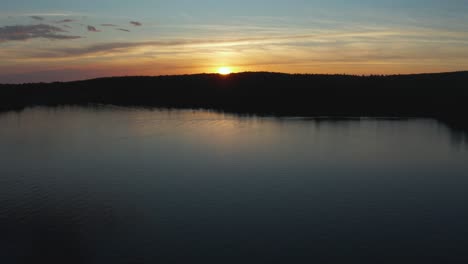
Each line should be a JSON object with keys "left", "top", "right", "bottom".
{"left": 218, "top": 67, "right": 232, "bottom": 75}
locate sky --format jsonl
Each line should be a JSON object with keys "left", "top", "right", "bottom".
{"left": 1, "top": 0, "right": 468, "bottom": 83}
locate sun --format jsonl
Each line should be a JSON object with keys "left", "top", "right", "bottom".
{"left": 218, "top": 67, "right": 232, "bottom": 75}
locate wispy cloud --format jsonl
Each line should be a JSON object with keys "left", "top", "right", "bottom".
{"left": 130, "top": 21, "right": 142, "bottom": 26}
{"left": 101, "top": 24, "right": 117, "bottom": 27}
{"left": 0, "top": 24, "right": 81, "bottom": 42}
{"left": 30, "top": 16, "right": 45, "bottom": 21}
{"left": 20, "top": 12, "right": 83, "bottom": 17}
{"left": 19, "top": 26, "right": 468, "bottom": 61}
{"left": 26, "top": 35, "right": 318, "bottom": 58}
{"left": 87, "top": 25, "right": 100, "bottom": 32}
{"left": 56, "top": 19, "right": 75, "bottom": 23}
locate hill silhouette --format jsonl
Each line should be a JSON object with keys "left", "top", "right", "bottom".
{"left": 1, "top": 71, "right": 467, "bottom": 130}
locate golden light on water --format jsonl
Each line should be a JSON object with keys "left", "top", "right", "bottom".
{"left": 218, "top": 67, "right": 232, "bottom": 75}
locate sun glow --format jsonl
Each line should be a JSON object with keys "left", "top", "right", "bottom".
{"left": 218, "top": 67, "right": 232, "bottom": 75}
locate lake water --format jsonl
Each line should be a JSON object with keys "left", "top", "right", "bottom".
{"left": 1, "top": 106, "right": 468, "bottom": 263}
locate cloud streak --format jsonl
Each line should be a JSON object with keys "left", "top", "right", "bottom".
{"left": 30, "top": 16, "right": 45, "bottom": 21}
{"left": 56, "top": 19, "right": 75, "bottom": 23}
{"left": 18, "top": 27, "right": 468, "bottom": 61}
{"left": 0, "top": 24, "right": 81, "bottom": 42}
{"left": 130, "top": 21, "right": 142, "bottom": 26}
{"left": 87, "top": 25, "right": 100, "bottom": 32}
{"left": 33, "top": 33, "right": 386, "bottom": 57}
{"left": 24, "top": 35, "right": 325, "bottom": 58}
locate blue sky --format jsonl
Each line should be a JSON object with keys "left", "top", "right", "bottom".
{"left": 1, "top": 1, "right": 468, "bottom": 82}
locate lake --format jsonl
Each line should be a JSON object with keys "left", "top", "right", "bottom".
{"left": 1, "top": 106, "right": 467, "bottom": 263}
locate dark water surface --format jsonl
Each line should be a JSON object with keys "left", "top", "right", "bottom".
{"left": 1, "top": 107, "right": 467, "bottom": 263}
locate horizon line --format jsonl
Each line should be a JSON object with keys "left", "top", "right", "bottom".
{"left": 2, "top": 70, "right": 468, "bottom": 85}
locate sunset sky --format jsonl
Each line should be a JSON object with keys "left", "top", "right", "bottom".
{"left": 1, "top": 0, "right": 468, "bottom": 83}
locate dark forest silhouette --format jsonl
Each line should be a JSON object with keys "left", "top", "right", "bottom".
{"left": 1, "top": 71, "right": 467, "bottom": 130}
